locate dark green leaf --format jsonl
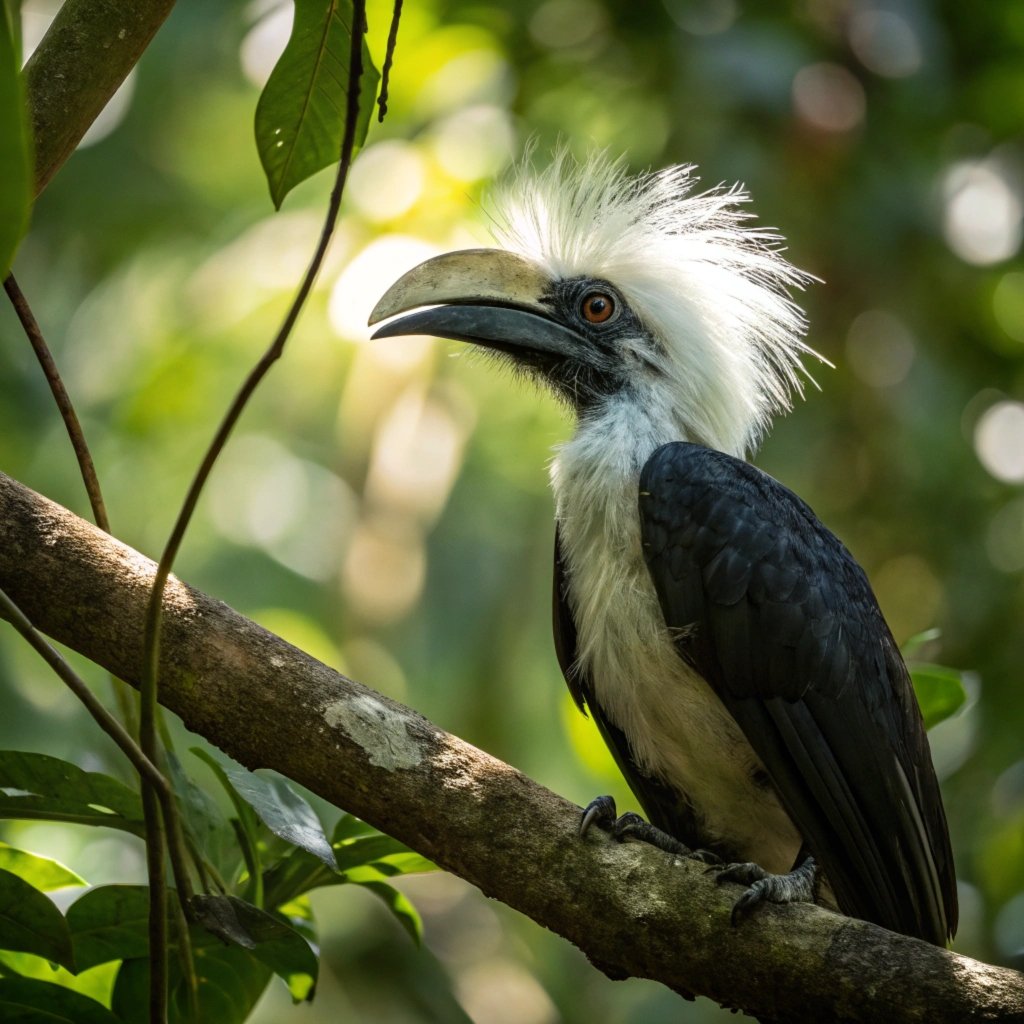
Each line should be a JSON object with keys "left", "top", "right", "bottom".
{"left": 113, "top": 945, "right": 271, "bottom": 1024}
{"left": 0, "top": 869, "right": 75, "bottom": 971}
{"left": 0, "top": 752, "right": 144, "bottom": 836}
{"left": 911, "top": 664, "right": 968, "bottom": 730}
{"left": 188, "top": 893, "right": 317, "bottom": 1001}
{"left": 189, "top": 749, "right": 263, "bottom": 897}
{"left": 254, "top": 0, "right": 379, "bottom": 208}
{"left": 165, "top": 754, "right": 238, "bottom": 884}
{"left": 262, "top": 832, "right": 434, "bottom": 909}
{"left": 67, "top": 885, "right": 158, "bottom": 973}
{"left": 0, "top": 977, "right": 121, "bottom": 1023}
{"left": 331, "top": 813, "right": 377, "bottom": 843}
{"left": 259, "top": 847, "right": 332, "bottom": 913}
{"left": 0, "top": 844, "right": 86, "bottom": 892}
{"left": 0, "top": 1, "right": 31, "bottom": 275}
{"left": 356, "top": 880, "right": 422, "bottom": 946}
{"left": 217, "top": 760, "right": 336, "bottom": 870}
{"left": 222, "top": 898, "right": 317, "bottom": 1003}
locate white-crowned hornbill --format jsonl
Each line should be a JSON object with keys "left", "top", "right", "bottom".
{"left": 369, "top": 153, "right": 957, "bottom": 945}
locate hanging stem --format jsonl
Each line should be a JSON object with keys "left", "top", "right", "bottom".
{"left": 376, "top": 0, "right": 403, "bottom": 122}
{"left": 136, "top": 0, "right": 368, "bottom": 1016}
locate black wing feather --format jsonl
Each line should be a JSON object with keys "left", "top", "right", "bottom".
{"left": 638, "top": 442, "right": 956, "bottom": 944}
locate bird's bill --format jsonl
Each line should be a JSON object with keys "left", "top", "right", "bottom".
{"left": 368, "top": 248, "right": 584, "bottom": 360}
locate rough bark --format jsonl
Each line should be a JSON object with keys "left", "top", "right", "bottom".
{"left": 24, "top": 0, "right": 178, "bottom": 195}
{"left": 0, "top": 471, "right": 1021, "bottom": 1022}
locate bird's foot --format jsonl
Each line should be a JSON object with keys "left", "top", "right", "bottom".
{"left": 710, "top": 854, "right": 817, "bottom": 925}
{"left": 579, "top": 795, "right": 721, "bottom": 864}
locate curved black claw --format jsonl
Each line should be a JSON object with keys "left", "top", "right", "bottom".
{"left": 579, "top": 796, "right": 714, "bottom": 861}
{"left": 712, "top": 855, "right": 817, "bottom": 925}
{"left": 580, "top": 795, "right": 618, "bottom": 837}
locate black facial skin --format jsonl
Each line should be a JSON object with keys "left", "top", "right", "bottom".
{"left": 524, "top": 276, "right": 650, "bottom": 411}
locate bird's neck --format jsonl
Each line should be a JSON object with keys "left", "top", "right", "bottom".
{"left": 551, "top": 393, "right": 684, "bottom": 532}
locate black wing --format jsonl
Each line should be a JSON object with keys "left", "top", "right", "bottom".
{"left": 638, "top": 441, "right": 957, "bottom": 944}
{"left": 553, "top": 531, "right": 708, "bottom": 854}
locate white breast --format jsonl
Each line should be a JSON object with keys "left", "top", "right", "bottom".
{"left": 551, "top": 399, "right": 802, "bottom": 872}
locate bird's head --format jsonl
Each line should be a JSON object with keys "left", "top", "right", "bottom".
{"left": 369, "top": 152, "right": 822, "bottom": 457}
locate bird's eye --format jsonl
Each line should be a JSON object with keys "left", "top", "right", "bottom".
{"left": 580, "top": 292, "right": 615, "bottom": 324}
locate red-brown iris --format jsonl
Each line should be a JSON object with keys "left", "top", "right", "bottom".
{"left": 580, "top": 292, "right": 615, "bottom": 324}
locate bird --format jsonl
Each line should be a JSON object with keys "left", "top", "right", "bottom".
{"left": 367, "top": 151, "right": 957, "bottom": 945}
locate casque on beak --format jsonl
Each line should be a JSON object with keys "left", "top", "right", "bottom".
{"left": 368, "top": 248, "right": 586, "bottom": 361}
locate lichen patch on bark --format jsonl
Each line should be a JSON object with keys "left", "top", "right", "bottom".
{"left": 323, "top": 692, "right": 423, "bottom": 770}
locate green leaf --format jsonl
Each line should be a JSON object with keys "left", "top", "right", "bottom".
{"left": 165, "top": 754, "right": 238, "bottom": 885}
{"left": 331, "top": 813, "right": 378, "bottom": 843}
{"left": 67, "top": 885, "right": 159, "bottom": 974}
{"left": 911, "top": 663, "right": 968, "bottom": 730}
{"left": 261, "top": 835, "right": 435, "bottom": 914}
{"left": 113, "top": 945, "right": 272, "bottom": 1024}
{"left": 214, "top": 758, "right": 336, "bottom": 870}
{"left": 0, "top": 845, "right": 86, "bottom": 892}
{"left": 0, "top": 0, "right": 31, "bottom": 275}
{"left": 0, "top": 869, "right": 75, "bottom": 971}
{"left": 0, "top": 752, "right": 145, "bottom": 836}
{"left": 189, "top": 894, "right": 317, "bottom": 1001}
{"left": 254, "top": 0, "right": 379, "bottom": 208}
{"left": 0, "top": 977, "right": 121, "bottom": 1024}
{"left": 356, "top": 880, "right": 422, "bottom": 946}
{"left": 901, "top": 628, "right": 941, "bottom": 660}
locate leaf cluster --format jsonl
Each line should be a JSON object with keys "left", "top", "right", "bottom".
{"left": 0, "top": 749, "right": 434, "bottom": 1021}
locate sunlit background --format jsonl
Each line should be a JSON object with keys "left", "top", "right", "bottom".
{"left": 2, "top": 0, "right": 1024, "bottom": 1020}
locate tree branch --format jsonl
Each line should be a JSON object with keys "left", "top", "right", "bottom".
{"left": 24, "top": 0, "right": 178, "bottom": 196}
{"left": 0, "top": 470, "right": 1020, "bottom": 1023}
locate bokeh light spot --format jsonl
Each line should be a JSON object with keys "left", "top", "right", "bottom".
{"left": 329, "top": 236, "right": 441, "bottom": 343}
{"left": 529, "top": 0, "right": 608, "bottom": 50}
{"left": 662, "top": 0, "right": 737, "bottom": 35}
{"left": 348, "top": 141, "right": 427, "bottom": 223}
{"left": 849, "top": 10, "right": 923, "bottom": 78}
{"left": 240, "top": 1, "right": 292, "bottom": 88}
{"left": 792, "top": 62, "right": 866, "bottom": 133}
{"left": 993, "top": 270, "right": 1024, "bottom": 343}
{"left": 986, "top": 498, "right": 1024, "bottom": 573}
{"left": 974, "top": 401, "right": 1024, "bottom": 483}
{"left": 845, "top": 309, "right": 916, "bottom": 388}
{"left": 428, "top": 106, "right": 516, "bottom": 183}
{"left": 942, "top": 160, "right": 1023, "bottom": 266}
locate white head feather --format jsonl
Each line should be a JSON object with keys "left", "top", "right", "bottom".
{"left": 488, "top": 150, "right": 823, "bottom": 457}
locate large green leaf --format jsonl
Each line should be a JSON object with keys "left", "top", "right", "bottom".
{"left": 66, "top": 885, "right": 158, "bottom": 974}
{"left": 0, "top": 752, "right": 145, "bottom": 836}
{"left": 911, "top": 663, "right": 968, "bottom": 730}
{"left": 262, "top": 829, "right": 434, "bottom": 909}
{"left": 165, "top": 754, "right": 238, "bottom": 885}
{"left": 0, "top": 0, "right": 31, "bottom": 275}
{"left": 0, "top": 844, "right": 86, "bottom": 892}
{"left": 357, "top": 880, "right": 423, "bottom": 946}
{"left": 189, "top": 895, "right": 317, "bottom": 1003}
{"left": 0, "top": 869, "right": 75, "bottom": 971}
{"left": 209, "top": 755, "right": 336, "bottom": 870}
{"left": 254, "top": 0, "right": 379, "bottom": 208}
{"left": 112, "top": 944, "right": 272, "bottom": 1024}
{"left": 0, "top": 977, "right": 121, "bottom": 1024}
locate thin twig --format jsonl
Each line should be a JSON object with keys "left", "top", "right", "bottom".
{"left": 3, "top": 274, "right": 110, "bottom": 530}
{"left": 1, "top": 273, "right": 140, "bottom": 732}
{"left": 136, "top": 1, "right": 369, "bottom": 1017}
{"left": 0, "top": 583, "right": 194, "bottom": 904}
{"left": 377, "top": 0, "right": 403, "bottom": 122}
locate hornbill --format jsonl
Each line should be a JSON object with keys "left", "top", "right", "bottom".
{"left": 368, "top": 153, "right": 957, "bottom": 945}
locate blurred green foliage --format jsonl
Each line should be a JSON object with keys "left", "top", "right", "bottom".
{"left": 1, "top": 0, "right": 1023, "bottom": 1021}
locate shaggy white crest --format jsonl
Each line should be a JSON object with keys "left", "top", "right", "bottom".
{"left": 488, "top": 150, "right": 824, "bottom": 455}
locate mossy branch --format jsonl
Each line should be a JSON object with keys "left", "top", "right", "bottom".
{"left": 0, "top": 471, "right": 1021, "bottom": 1024}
